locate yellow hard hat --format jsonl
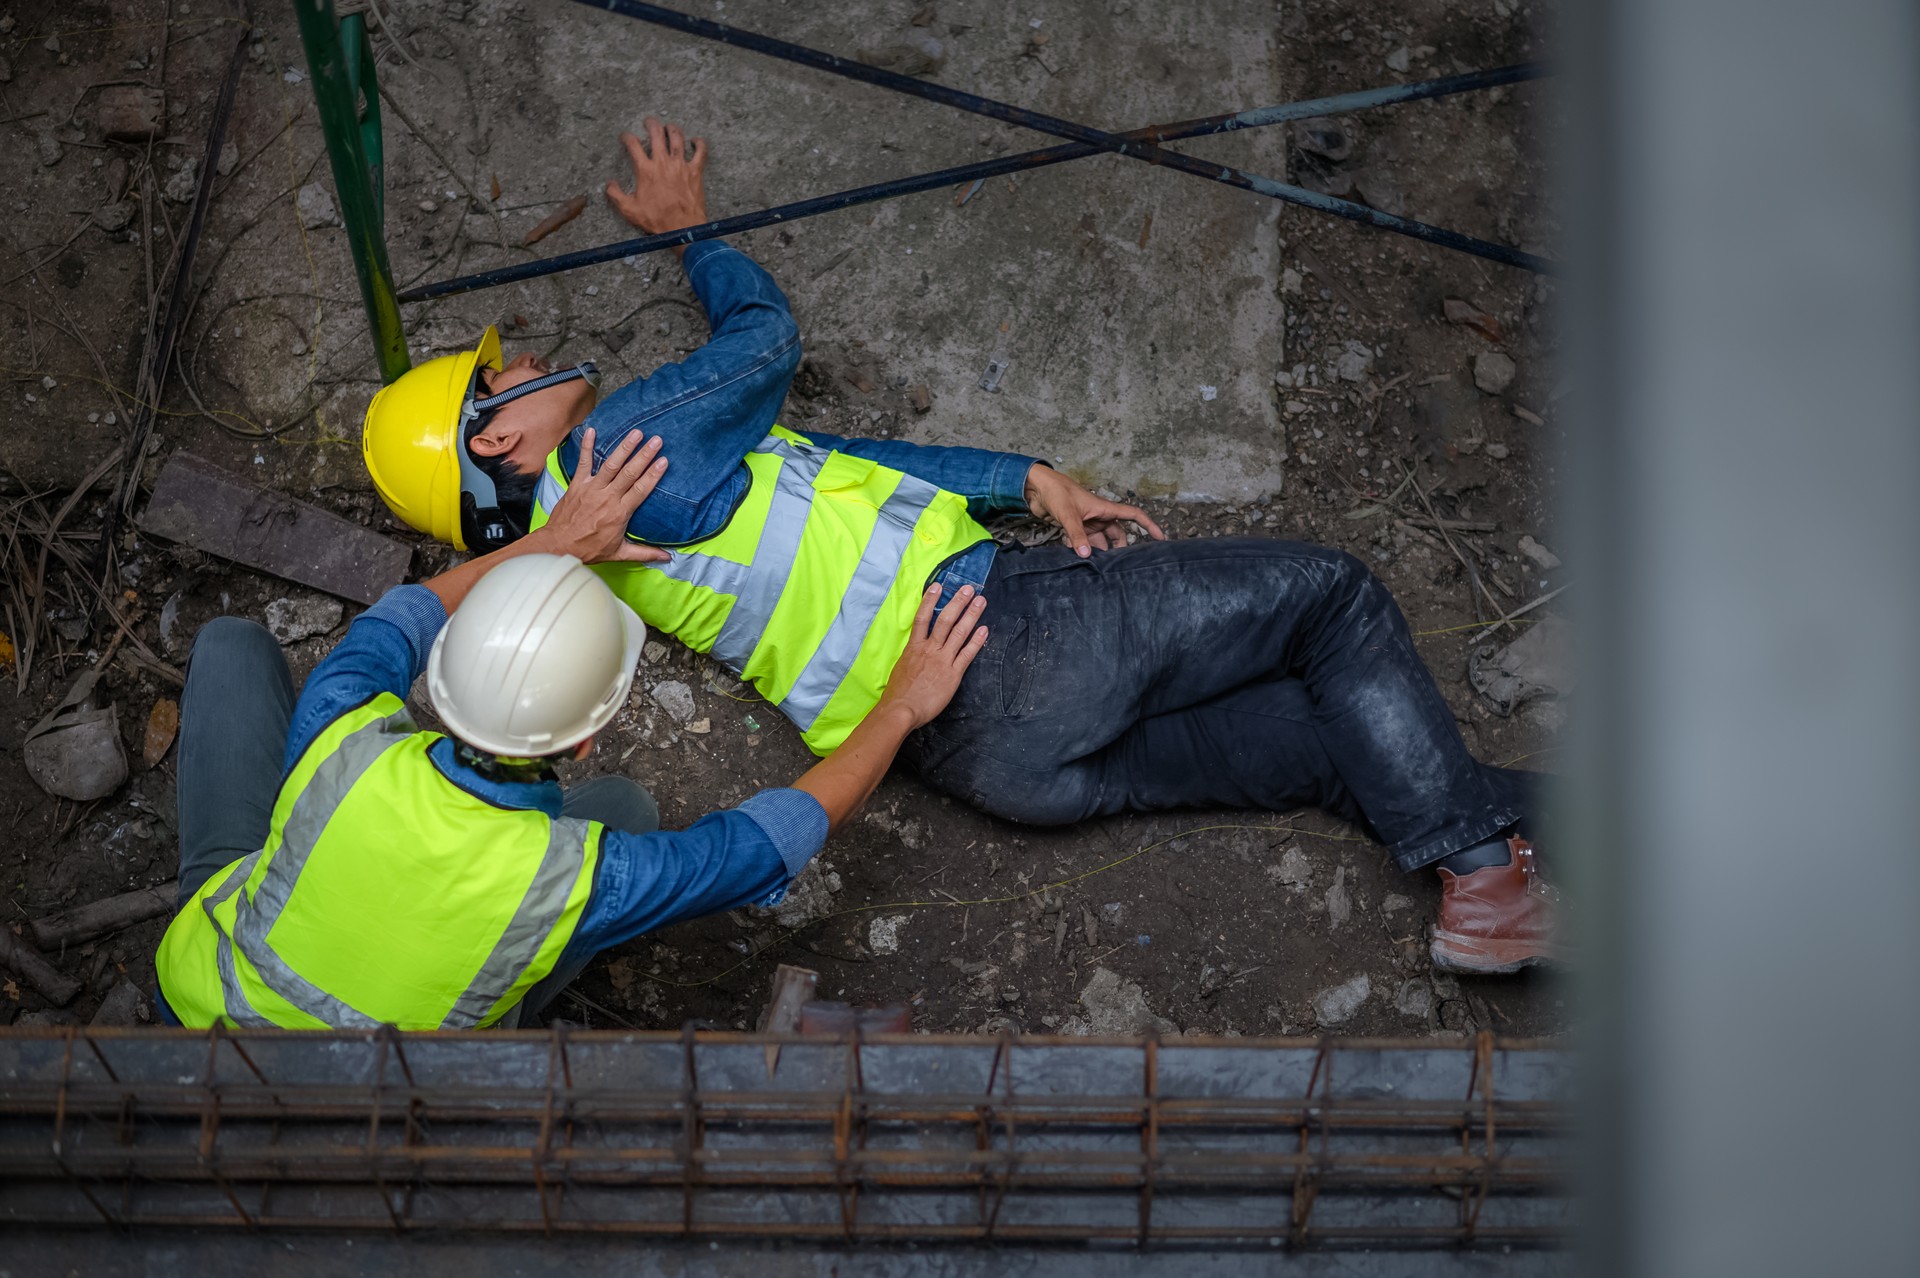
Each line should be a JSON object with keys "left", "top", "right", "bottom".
{"left": 362, "top": 326, "right": 502, "bottom": 551}
{"left": 425, "top": 553, "right": 646, "bottom": 757}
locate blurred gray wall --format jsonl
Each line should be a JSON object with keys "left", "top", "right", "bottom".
{"left": 1571, "top": 0, "right": 1920, "bottom": 1272}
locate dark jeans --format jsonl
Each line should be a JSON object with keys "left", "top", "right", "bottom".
{"left": 902, "top": 539, "right": 1533, "bottom": 873}
{"left": 175, "top": 618, "right": 659, "bottom": 1026}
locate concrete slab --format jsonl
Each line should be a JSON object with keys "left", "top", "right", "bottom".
{"left": 377, "top": 0, "right": 1289, "bottom": 502}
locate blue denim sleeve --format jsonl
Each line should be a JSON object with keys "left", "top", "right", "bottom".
{"left": 802, "top": 429, "right": 1038, "bottom": 520}
{"left": 281, "top": 585, "right": 446, "bottom": 774}
{"left": 567, "top": 240, "right": 802, "bottom": 546}
{"left": 564, "top": 788, "right": 829, "bottom": 956}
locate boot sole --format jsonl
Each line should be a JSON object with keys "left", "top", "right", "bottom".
{"left": 1430, "top": 929, "right": 1562, "bottom": 975}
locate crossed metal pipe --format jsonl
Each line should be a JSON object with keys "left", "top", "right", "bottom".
{"left": 398, "top": 2, "right": 1548, "bottom": 302}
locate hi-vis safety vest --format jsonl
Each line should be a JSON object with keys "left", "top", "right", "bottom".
{"left": 156, "top": 695, "right": 601, "bottom": 1030}
{"left": 533, "top": 426, "right": 991, "bottom": 755}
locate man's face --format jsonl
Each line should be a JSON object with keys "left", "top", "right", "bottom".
{"left": 470, "top": 351, "right": 600, "bottom": 473}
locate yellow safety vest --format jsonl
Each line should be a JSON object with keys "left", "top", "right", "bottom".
{"left": 533, "top": 426, "right": 991, "bottom": 755}
{"left": 156, "top": 695, "right": 601, "bottom": 1030}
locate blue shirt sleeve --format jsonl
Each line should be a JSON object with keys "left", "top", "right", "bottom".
{"left": 568, "top": 240, "right": 802, "bottom": 546}
{"left": 564, "top": 787, "right": 829, "bottom": 957}
{"left": 281, "top": 585, "right": 445, "bottom": 774}
{"left": 801, "top": 429, "right": 1039, "bottom": 521}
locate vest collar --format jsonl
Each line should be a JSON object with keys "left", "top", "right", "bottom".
{"left": 427, "top": 737, "right": 564, "bottom": 818}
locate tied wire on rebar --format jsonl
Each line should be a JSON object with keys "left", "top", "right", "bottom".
{"left": 0, "top": 1027, "right": 1571, "bottom": 1246}
{"left": 398, "top": 30, "right": 1547, "bottom": 302}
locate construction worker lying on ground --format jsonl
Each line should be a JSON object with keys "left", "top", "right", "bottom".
{"left": 362, "top": 120, "right": 1558, "bottom": 975}
{"left": 154, "top": 430, "right": 988, "bottom": 1028}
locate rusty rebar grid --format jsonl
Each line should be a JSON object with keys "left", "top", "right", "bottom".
{"left": 0, "top": 1028, "right": 1570, "bottom": 1248}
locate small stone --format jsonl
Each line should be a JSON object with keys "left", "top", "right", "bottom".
{"left": 1393, "top": 977, "right": 1434, "bottom": 1020}
{"left": 290, "top": 338, "right": 308, "bottom": 356}
{"left": 1293, "top": 116, "right": 1355, "bottom": 163}
{"left": 1280, "top": 267, "right": 1303, "bottom": 295}
{"left": 93, "top": 200, "right": 136, "bottom": 232}
{"left": 0, "top": 55, "right": 12, "bottom": 83}
{"left": 1334, "top": 339, "right": 1374, "bottom": 382}
{"left": 1517, "top": 535, "right": 1562, "bottom": 570}
{"left": 1269, "top": 846, "right": 1312, "bottom": 889}
{"left": 297, "top": 182, "right": 339, "bottom": 228}
{"left": 87, "top": 412, "right": 100, "bottom": 423}
{"left": 1353, "top": 172, "right": 1407, "bottom": 217}
{"left": 418, "top": 198, "right": 438, "bottom": 212}
{"left": 585, "top": 284, "right": 599, "bottom": 296}
{"left": 215, "top": 140, "right": 239, "bottom": 176}
{"left": 1473, "top": 351, "right": 1517, "bottom": 396}
{"left": 40, "top": 376, "right": 55, "bottom": 391}
{"left": 265, "top": 596, "right": 344, "bottom": 644}
{"left": 43, "top": 34, "right": 61, "bottom": 52}
{"left": 1385, "top": 46, "right": 1412, "bottom": 72}
{"left": 104, "top": 411, "right": 116, "bottom": 425}
{"left": 1273, "top": 370, "right": 1293, "bottom": 388}
{"left": 650, "top": 679, "right": 695, "bottom": 724}
{"left": 36, "top": 132, "right": 64, "bottom": 167}
{"left": 642, "top": 640, "right": 668, "bottom": 663}
{"left": 1283, "top": 400, "right": 1308, "bottom": 416}
{"left": 163, "top": 164, "right": 199, "bottom": 204}
{"left": 1443, "top": 297, "right": 1505, "bottom": 343}
{"left": 1311, "top": 974, "right": 1371, "bottom": 1026}
{"left": 1381, "top": 893, "right": 1413, "bottom": 914}
{"left": 869, "top": 915, "right": 906, "bottom": 955}
{"left": 90, "top": 980, "right": 151, "bottom": 1027}
{"left": 96, "top": 85, "right": 166, "bottom": 141}
{"left": 1324, "top": 865, "right": 1352, "bottom": 927}
{"left": 1485, "top": 442, "right": 1510, "bottom": 460}
{"left": 686, "top": 717, "right": 711, "bottom": 735}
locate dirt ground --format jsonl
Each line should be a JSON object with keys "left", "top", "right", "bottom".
{"left": 0, "top": 0, "right": 1567, "bottom": 1039}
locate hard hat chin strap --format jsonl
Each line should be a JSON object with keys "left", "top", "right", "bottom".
{"left": 455, "top": 362, "right": 599, "bottom": 552}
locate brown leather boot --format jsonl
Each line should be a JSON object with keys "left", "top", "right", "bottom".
{"left": 1430, "top": 837, "right": 1563, "bottom": 974}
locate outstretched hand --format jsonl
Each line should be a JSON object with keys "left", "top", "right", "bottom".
{"left": 877, "top": 583, "right": 990, "bottom": 729}
{"left": 1023, "top": 464, "right": 1166, "bottom": 558}
{"left": 604, "top": 117, "right": 709, "bottom": 252}
{"left": 540, "top": 427, "right": 670, "bottom": 565}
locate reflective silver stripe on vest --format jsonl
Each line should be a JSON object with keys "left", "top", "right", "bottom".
{"left": 202, "top": 853, "right": 273, "bottom": 1027}
{"left": 780, "top": 468, "right": 941, "bottom": 730}
{"left": 560, "top": 433, "right": 951, "bottom": 729}
{"left": 439, "top": 816, "right": 595, "bottom": 1029}
{"left": 225, "top": 712, "right": 414, "bottom": 1028}
{"left": 535, "top": 467, "right": 563, "bottom": 517}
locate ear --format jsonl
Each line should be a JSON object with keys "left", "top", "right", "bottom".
{"left": 572, "top": 737, "right": 594, "bottom": 762}
{"left": 467, "top": 425, "right": 521, "bottom": 459}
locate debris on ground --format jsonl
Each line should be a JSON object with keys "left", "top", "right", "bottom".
{"left": 140, "top": 699, "right": 179, "bottom": 769}
{"left": 1443, "top": 297, "right": 1505, "bottom": 343}
{"left": 96, "top": 86, "right": 165, "bottom": 140}
{"left": 139, "top": 453, "right": 410, "bottom": 605}
{"left": 1517, "top": 534, "right": 1563, "bottom": 571}
{"left": 265, "top": 594, "right": 345, "bottom": 644}
{"left": 88, "top": 980, "right": 151, "bottom": 1027}
{"left": 23, "top": 671, "right": 127, "bottom": 802}
{"left": 1058, "top": 966, "right": 1179, "bottom": 1036}
{"left": 1312, "top": 974, "right": 1372, "bottom": 1027}
{"left": 0, "top": 930, "right": 81, "bottom": 1006}
{"left": 32, "top": 883, "right": 178, "bottom": 950}
{"left": 649, "top": 679, "right": 696, "bottom": 724}
{"left": 523, "top": 194, "right": 587, "bottom": 246}
{"left": 868, "top": 915, "right": 907, "bottom": 955}
{"left": 295, "top": 181, "right": 338, "bottom": 228}
{"left": 1473, "top": 351, "right": 1518, "bottom": 395}
{"left": 1469, "top": 614, "right": 1576, "bottom": 715}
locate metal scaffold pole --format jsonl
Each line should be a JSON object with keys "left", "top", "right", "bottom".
{"left": 292, "top": 0, "right": 409, "bottom": 384}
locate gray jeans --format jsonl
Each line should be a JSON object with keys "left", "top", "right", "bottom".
{"left": 175, "top": 617, "right": 658, "bottom": 1027}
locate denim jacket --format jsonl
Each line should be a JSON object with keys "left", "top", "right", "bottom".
{"left": 565, "top": 240, "right": 1039, "bottom": 597}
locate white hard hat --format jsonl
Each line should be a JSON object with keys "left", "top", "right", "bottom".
{"left": 425, "top": 553, "right": 645, "bottom": 757}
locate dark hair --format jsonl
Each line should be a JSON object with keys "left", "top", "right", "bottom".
{"left": 452, "top": 739, "right": 563, "bottom": 783}
{"left": 462, "top": 407, "right": 539, "bottom": 541}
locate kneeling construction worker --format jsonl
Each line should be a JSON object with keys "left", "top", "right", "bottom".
{"left": 360, "top": 120, "right": 1559, "bottom": 975}
{"left": 155, "top": 430, "right": 987, "bottom": 1028}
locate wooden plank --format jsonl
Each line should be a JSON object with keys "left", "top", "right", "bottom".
{"left": 138, "top": 453, "right": 412, "bottom": 605}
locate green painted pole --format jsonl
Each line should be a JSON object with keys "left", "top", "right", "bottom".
{"left": 293, "top": 0, "right": 409, "bottom": 384}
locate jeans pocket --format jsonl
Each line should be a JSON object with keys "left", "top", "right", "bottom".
{"left": 999, "top": 616, "right": 1034, "bottom": 717}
